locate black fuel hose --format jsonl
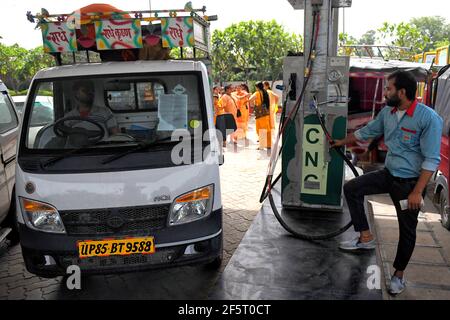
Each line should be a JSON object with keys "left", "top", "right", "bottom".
{"left": 262, "top": 97, "right": 361, "bottom": 241}
{"left": 267, "top": 145, "right": 359, "bottom": 241}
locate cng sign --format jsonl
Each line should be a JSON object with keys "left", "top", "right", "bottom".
{"left": 301, "top": 124, "right": 328, "bottom": 195}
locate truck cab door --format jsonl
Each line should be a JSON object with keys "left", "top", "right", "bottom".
{"left": 0, "top": 90, "right": 19, "bottom": 223}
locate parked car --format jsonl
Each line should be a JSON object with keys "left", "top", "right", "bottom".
{"left": 0, "top": 80, "right": 20, "bottom": 244}
{"left": 12, "top": 95, "right": 53, "bottom": 118}
{"left": 11, "top": 95, "right": 27, "bottom": 116}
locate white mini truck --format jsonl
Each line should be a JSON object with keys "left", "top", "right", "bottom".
{"left": 16, "top": 60, "right": 223, "bottom": 277}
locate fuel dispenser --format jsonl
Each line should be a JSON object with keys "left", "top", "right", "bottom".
{"left": 282, "top": 0, "right": 352, "bottom": 211}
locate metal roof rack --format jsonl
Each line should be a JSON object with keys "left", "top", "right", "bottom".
{"left": 340, "top": 45, "right": 413, "bottom": 61}
{"left": 26, "top": 3, "right": 216, "bottom": 66}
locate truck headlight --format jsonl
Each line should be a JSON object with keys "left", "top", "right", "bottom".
{"left": 169, "top": 185, "right": 213, "bottom": 226}
{"left": 20, "top": 198, "right": 66, "bottom": 234}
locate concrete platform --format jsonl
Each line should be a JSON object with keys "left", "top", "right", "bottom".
{"left": 209, "top": 188, "right": 382, "bottom": 300}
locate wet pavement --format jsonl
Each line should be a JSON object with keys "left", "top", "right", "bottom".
{"left": 210, "top": 187, "right": 382, "bottom": 300}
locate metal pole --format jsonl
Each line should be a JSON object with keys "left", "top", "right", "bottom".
{"left": 372, "top": 78, "right": 380, "bottom": 119}
{"left": 342, "top": 8, "right": 345, "bottom": 35}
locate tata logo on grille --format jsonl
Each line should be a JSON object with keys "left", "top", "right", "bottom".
{"left": 154, "top": 195, "right": 171, "bottom": 202}
{"left": 106, "top": 215, "right": 125, "bottom": 229}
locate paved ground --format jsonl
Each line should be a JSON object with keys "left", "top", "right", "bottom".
{"left": 210, "top": 187, "right": 382, "bottom": 300}
{"left": 368, "top": 191, "right": 450, "bottom": 300}
{"left": 1, "top": 115, "right": 449, "bottom": 300}
{"left": 0, "top": 118, "right": 272, "bottom": 300}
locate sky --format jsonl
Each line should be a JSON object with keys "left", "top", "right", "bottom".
{"left": 1, "top": 0, "right": 450, "bottom": 49}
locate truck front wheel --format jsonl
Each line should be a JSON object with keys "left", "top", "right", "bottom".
{"left": 205, "top": 255, "right": 222, "bottom": 270}
{"left": 5, "top": 192, "right": 20, "bottom": 245}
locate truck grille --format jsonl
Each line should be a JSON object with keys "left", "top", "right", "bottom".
{"left": 59, "top": 204, "right": 170, "bottom": 236}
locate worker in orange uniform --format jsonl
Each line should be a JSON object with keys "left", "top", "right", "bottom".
{"left": 232, "top": 84, "right": 251, "bottom": 143}
{"left": 264, "top": 81, "right": 280, "bottom": 131}
{"left": 213, "top": 85, "right": 223, "bottom": 124}
{"left": 219, "top": 85, "right": 238, "bottom": 146}
{"left": 249, "top": 82, "right": 272, "bottom": 152}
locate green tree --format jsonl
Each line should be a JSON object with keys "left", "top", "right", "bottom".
{"left": 211, "top": 20, "right": 303, "bottom": 83}
{"left": 359, "top": 30, "right": 376, "bottom": 45}
{"left": 338, "top": 32, "right": 358, "bottom": 56}
{"left": 0, "top": 44, "right": 53, "bottom": 91}
{"left": 410, "top": 16, "right": 450, "bottom": 51}
{"left": 377, "top": 22, "right": 427, "bottom": 59}
{"left": 20, "top": 47, "right": 54, "bottom": 88}
{"left": 0, "top": 44, "right": 28, "bottom": 91}
{"left": 211, "top": 29, "right": 235, "bottom": 85}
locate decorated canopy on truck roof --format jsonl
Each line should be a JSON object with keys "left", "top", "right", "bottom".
{"left": 27, "top": 2, "right": 212, "bottom": 59}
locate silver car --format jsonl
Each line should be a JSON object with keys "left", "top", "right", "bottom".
{"left": 0, "top": 80, "right": 20, "bottom": 244}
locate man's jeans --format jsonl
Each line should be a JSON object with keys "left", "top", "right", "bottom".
{"left": 343, "top": 168, "right": 425, "bottom": 272}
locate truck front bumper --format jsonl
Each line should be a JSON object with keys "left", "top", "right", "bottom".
{"left": 18, "top": 208, "right": 223, "bottom": 278}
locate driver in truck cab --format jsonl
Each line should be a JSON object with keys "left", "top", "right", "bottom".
{"left": 65, "top": 80, "right": 119, "bottom": 136}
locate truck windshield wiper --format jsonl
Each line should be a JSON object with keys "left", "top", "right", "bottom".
{"left": 42, "top": 140, "right": 139, "bottom": 168}
{"left": 101, "top": 137, "right": 177, "bottom": 165}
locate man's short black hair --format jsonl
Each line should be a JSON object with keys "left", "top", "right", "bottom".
{"left": 387, "top": 70, "right": 417, "bottom": 101}
{"left": 72, "top": 80, "right": 95, "bottom": 93}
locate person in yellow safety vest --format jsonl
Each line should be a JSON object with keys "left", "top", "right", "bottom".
{"left": 264, "top": 81, "right": 280, "bottom": 131}
{"left": 249, "top": 82, "right": 272, "bottom": 151}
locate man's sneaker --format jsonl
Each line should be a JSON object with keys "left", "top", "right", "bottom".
{"left": 339, "top": 237, "right": 376, "bottom": 251}
{"left": 388, "top": 275, "right": 406, "bottom": 296}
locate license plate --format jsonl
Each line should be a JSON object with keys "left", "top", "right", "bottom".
{"left": 78, "top": 237, "right": 155, "bottom": 259}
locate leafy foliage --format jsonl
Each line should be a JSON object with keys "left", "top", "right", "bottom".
{"left": 358, "top": 30, "right": 376, "bottom": 45}
{"left": 211, "top": 20, "right": 303, "bottom": 84}
{"left": 338, "top": 16, "right": 450, "bottom": 60}
{"left": 378, "top": 22, "right": 427, "bottom": 53}
{"left": 0, "top": 43, "right": 54, "bottom": 91}
{"left": 410, "top": 16, "right": 450, "bottom": 51}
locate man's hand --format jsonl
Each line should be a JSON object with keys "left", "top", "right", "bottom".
{"left": 332, "top": 139, "right": 346, "bottom": 148}
{"left": 407, "top": 170, "right": 434, "bottom": 211}
{"left": 331, "top": 134, "right": 357, "bottom": 149}
{"left": 408, "top": 191, "right": 423, "bottom": 211}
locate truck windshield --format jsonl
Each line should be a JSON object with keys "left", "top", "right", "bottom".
{"left": 24, "top": 73, "right": 206, "bottom": 152}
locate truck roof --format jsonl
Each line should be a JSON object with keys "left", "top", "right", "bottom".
{"left": 33, "top": 60, "right": 205, "bottom": 80}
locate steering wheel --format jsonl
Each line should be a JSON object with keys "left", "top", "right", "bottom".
{"left": 53, "top": 116, "right": 106, "bottom": 144}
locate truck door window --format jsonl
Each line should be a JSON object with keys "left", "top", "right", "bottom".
{"left": 26, "top": 83, "right": 55, "bottom": 148}
{"left": 0, "top": 92, "right": 18, "bottom": 133}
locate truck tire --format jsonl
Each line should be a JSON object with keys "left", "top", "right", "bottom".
{"left": 5, "top": 192, "right": 20, "bottom": 245}
{"left": 205, "top": 255, "right": 222, "bottom": 270}
{"left": 440, "top": 192, "right": 450, "bottom": 230}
